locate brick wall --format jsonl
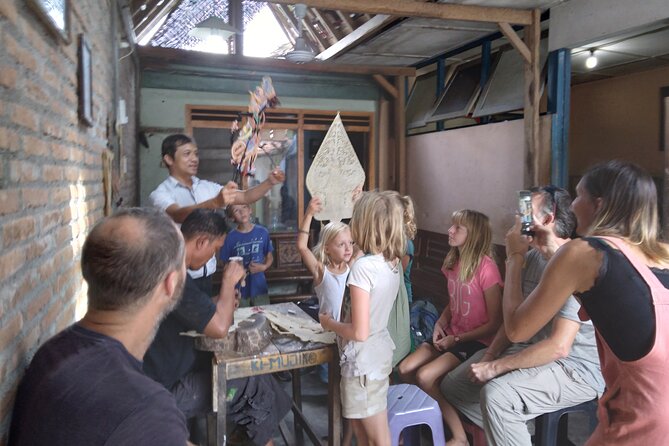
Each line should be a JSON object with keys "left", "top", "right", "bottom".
{"left": 0, "top": 1, "right": 138, "bottom": 442}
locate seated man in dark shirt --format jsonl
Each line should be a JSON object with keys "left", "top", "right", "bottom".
{"left": 144, "top": 209, "right": 291, "bottom": 446}
{"left": 9, "top": 208, "right": 190, "bottom": 446}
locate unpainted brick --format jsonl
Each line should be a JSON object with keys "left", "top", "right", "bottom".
{"left": 0, "top": 387, "right": 18, "bottom": 435}
{"left": 42, "top": 69, "right": 61, "bottom": 96}
{"left": 50, "top": 186, "right": 70, "bottom": 205}
{"left": 10, "top": 272, "right": 36, "bottom": 311}
{"left": 0, "top": 312, "right": 23, "bottom": 352}
{"left": 0, "top": 1, "right": 18, "bottom": 24}
{"left": 37, "top": 258, "right": 56, "bottom": 283}
{"left": 2, "top": 216, "right": 36, "bottom": 248}
{"left": 42, "top": 164, "right": 63, "bottom": 182}
{"left": 0, "top": 67, "right": 18, "bottom": 89}
{"left": 26, "top": 79, "right": 49, "bottom": 104}
{"left": 0, "top": 247, "right": 27, "bottom": 282}
{"left": 40, "top": 299, "right": 64, "bottom": 331}
{"left": 9, "top": 160, "right": 40, "bottom": 182}
{"left": 40, "top": 210, "right": 62, "bottom": 233}
{"left": 70, "top": 146, "right": 85, "bottom": 163}
{"left": 6, "top": 128, "right": 21, "bottom": 152}
{"left": 4, "top": 33, "right": 37, "bottom": 73}
{"left": 0, "top": 190, "right": 20, "bottom": 216}
{"left": 22, "top": 135, "right": 49, "bottom": 157}
{"left": 26, "top": 287, "right": 52, "bottom": 322}
{"left": 55, "top": 226, "right": 71, "bottom": 246}
{"left": 22, "top": 187, "right": 49, "bottom": 208}
{"left": 52, "top": 143, "right": 70, "bottom": 161}
{"left": 22, "top": 22, "right": 49, "bottom": 58}
{"left": 10, "top": 104, "right": 39, "bottom": 132}
{"left": 63, "top": 166, "right": 80, "bottom": 182}
{"left": 25, "top": 238, "right": 49, "bottom": 263}
{"left": 0, "top": 350, "right": 20, "bottom": 385}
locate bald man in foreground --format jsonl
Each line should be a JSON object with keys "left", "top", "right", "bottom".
{"left": 9, "top": 208, "right": 191, "bottom": 445}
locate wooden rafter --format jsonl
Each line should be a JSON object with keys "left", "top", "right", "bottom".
{"left": 309, "top": 8, "right": 339, "bottom": 44}
{"left": 250, "top": 0, "right": 533, "bottom": 25}
{"left": 304, "top": 9, "right": 334, "bottom": 48}
{"left": 498, "top": 22, "right": 530, "bottom": 64}
{"left": 335, "top": 11, "right": 354, "bottom": 34}
{"left": 280, "top": 4, "right": 326, "bottom": 53}
{"left": 372, "top": 75, "right": 398, "bottom": 98}
{"left": 135, "top": 0, "right": 180, "bottom": 42}
{"left": 317, "top": 14, "right": 396, "bottom": 60}
{"left": 139, "top": 46, "right": 416, "bottom": 76}
{"left": 268, "top": 3, "right": 297, "bottom": 45}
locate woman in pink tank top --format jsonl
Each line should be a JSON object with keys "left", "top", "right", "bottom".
{"left": 501, "top": 160, "right": 669, "bottom": 445}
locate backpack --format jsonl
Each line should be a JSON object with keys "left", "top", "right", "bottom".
{"left": 410, "top": 299, "right": 439, "bottom": 346}
{"left": 388, "top": 272, "right": 411, "bottom": 367}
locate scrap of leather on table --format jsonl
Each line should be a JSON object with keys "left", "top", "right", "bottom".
{"left": 262, "top": 310, "right": 335, "bottom": 344}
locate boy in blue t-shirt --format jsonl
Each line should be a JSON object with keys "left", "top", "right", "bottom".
{"left": 220, "top": 204, "right": 274, "bottom": 306}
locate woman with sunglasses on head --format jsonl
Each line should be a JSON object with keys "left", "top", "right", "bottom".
{"left": 503, "top": 160, "right": 669, "bottom": 445}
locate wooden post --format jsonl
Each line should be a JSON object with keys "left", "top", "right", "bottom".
{"left": 396, "top": 76, "right": 406, "bottom": 194}
{"left": 378, "top": 97, "right": 391, "bottom": 190}
{"left": 523, "top": 9, "right": 541, "bottom": 187}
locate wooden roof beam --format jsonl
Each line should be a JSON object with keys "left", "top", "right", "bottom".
{"left": 252, "top": 0, "right": 533, "bottom": 25}
{"left": 372, "top": 74, "right": 398, "bottom": 98}
{"left": 280, "top": 4, "right": 326, "bottom": 53}
{"left": 135, "top": 0, "right": 180, "bottom": 42}
{"left": 499, "top": 22, "right": 530, "bottom": 63}
{"left": 335, "top": 11, "right": 355, "bottom": 34}
{"left": 309, "top": 8, "right": 340, "bottom": 44}
{"left": 304, "top": 9, "right": 334, "bottom": 49}
{"left": 268, "top": 3, "right": 297, "bottom": 45}
{"left": 316, "top": 14, "right": 396, "bottom": 60}
{"left": 139, "top": 46, "right": 416, "bottom": 76}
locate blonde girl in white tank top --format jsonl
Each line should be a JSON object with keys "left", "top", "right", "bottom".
{"left": 297, "top": 197, "right": 356, "bottom": 322}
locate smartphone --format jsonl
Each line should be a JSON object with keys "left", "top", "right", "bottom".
{"left": 518, "top": 190, "right": 534, "bottom": 236}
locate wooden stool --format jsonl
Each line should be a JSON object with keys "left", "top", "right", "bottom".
{"left": 534, "top": 399, "right": 598, "bottom": 446}
{"left": 387, "top": 384, "right": 446, "bottom": 446}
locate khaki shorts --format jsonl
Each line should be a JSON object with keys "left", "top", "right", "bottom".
{"left": 340, "top": 375, "right": 389, "bottom": 419}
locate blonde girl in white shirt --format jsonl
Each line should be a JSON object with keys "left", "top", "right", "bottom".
{"left": 320, "top": 191, "right": 405, "bottom": 446}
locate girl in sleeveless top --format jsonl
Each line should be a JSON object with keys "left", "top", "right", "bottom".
{"left": 319, "top": 191, "right": 405, "bottom": 446}
{"left": 502, "top": 160, "right": 669, "bottom": 445}
{"left": 297, "top": 197, "right": 356, "bottom": 323}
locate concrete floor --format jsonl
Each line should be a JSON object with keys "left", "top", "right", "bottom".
{"left": 270, "top": 367, "right": 595, "bottom": 446}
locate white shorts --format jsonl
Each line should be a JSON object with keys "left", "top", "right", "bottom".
{"left": 340, "top": 375, "right": 389, "bottom": 419}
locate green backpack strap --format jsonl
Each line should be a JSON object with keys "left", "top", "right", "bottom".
{"left": 388, "top": 272, "right": 411, "bottom": 367}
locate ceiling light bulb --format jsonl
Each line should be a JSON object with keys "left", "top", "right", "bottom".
{"left": 585, "top": 49, "right": 598, "bottom": 69}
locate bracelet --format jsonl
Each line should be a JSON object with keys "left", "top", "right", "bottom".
{"left": 298, "top": 229, "right": 309, "bottom": 234}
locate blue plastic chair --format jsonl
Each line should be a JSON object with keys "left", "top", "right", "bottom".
{"left": 387, "top": 384, "right": 446, "bottom": 446}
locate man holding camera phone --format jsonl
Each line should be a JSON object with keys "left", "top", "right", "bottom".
{"left": 440, "top": 186, "right": 603, "bottom": 446}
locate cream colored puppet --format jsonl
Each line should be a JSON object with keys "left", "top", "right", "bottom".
{"left": 306, "top": 113, "right": 365, "bottom": 222}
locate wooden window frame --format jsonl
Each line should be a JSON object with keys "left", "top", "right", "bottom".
{"left": 185, "top": 105, "right": 376, "bottom": 226}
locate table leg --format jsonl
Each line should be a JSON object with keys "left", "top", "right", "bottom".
{"left": 328, "top": 348, "right": 342, "bottom": 446}
{"left": 292, "top": 368, "right": 304, "bottom": 445}
{"left": 214, "top": 360, "right": 227, "bottom": 446}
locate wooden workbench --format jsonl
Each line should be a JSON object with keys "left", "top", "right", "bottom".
{"left": 204, "top": 302, "right": 341, "bottom": 446}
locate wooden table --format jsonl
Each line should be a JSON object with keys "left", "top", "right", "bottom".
{"left": 202, "top": 302, "right": 341, "bottom": 446}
